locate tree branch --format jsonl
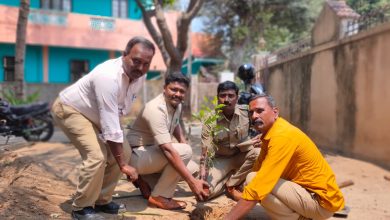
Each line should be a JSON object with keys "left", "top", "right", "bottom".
{"left": 185, "top": 0, "right": 204, "bottom": 20}
{"left": 153, "top": 0, "right": 181, "bottom": 63}
{"left": 177, "top": 0, "right": 204, "bottom": 57}
{"left": 135, "top": 0, "right": 171, "bottom": 67}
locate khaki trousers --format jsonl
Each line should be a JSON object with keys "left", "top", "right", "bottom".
{"left": 207, "top": 147, "right": 260, "bottom": 200}
{"left": 246, "top": 172, "right": 334, "bottom": 220}
{"left": 130, "top": 143, "right": 192, "bottom": 198}
{"left": 51, "top": 98, "right": 130, "bottom": 210}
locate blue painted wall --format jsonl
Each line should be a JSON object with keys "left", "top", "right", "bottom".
{"left": 129, "top": 0, "right": 142, "bottom": 20}
{"left": 25, "top": 45, "right": 43, "bottom": 82}
{"left": 73, "top": 0, "right": 142, "bottom": 20}
{"left": 72, "top": 0, "right": 111, "bottom": 17}
{"left": 0, "top": 0, "right": 142, "bottom": 20}
{"left": 0, "top": 0, "right": 40, "bottom": 8}
{"left": 0, "top": 43, "right": 42, "bottom": 83}
{"left": 0, "top": 43, "right": 14, "bottom": 81}
{"left": 48, "top": 47, "right": 110, "bottom": 83}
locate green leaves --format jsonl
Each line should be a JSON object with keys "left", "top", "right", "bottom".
{"left": 192, "top": 96, "right": 228, "bottom": 168}
{"left": 200, "top": 0, "right": 324, "bottom": 68}
{"left": 347, "top": 0, "right": 390, "bottom": 14}
{"left": 2, "top": 89, "right": 41, "bottom": 105}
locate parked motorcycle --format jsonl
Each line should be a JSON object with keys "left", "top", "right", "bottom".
{"left": 237, "top": 63, "right": 266, "bottom": 138}
{"left": 0, "top": 99, "right": 54, "bottom": 143}
{"left": 237, "top": 63, "right": 266, "bottom": 105}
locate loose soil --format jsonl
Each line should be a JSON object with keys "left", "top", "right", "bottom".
{"left": 0, "top": 131, "right": 389, "bottom": 219}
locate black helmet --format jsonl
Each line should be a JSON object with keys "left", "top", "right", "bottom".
{"left": 250, "top": 83, "right": 265, "bottom": 96}
{"left": 237, "top": 64, "right": 255, "bottom": 85}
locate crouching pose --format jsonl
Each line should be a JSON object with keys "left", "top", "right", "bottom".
{"left": 51, "top": 37, "right": 155, "bottom": 220}
{"left": 226, "top": 94, "right": 345, "bottom": 220}
{"left": 200, "top": 81, "right": 260, "bottom": 201}
{"left": 127, "top": 72, "right": 209, "bottom": 210}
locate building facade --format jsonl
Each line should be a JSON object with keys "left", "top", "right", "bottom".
{"left": 0, "top": 0, "right": 169, "bottom": 84}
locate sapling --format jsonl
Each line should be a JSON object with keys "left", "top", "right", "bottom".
{"left": 192, "top": 96, "right": 228, "bottom": 181}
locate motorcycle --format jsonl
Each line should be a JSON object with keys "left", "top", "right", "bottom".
{"left": 237, "top": 63, "right": 266, "bottom": 105}
{"left": 237, "top": 63, "right": 266, "bottom": 138}
{"left": 0, "top": 98, "right": 54, "bottom": 143}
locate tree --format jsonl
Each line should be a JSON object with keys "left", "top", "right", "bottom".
{"left": 14, "top": 0, "right": 30, "bottom": 100}
{"left": 135, "top": 0, "right": 204, "bottom": 76}
{"left": 200, "top": 0, "right": 323, "bottom": 71}
{"left": 347, "top": 0, "right": 390, "bottom": 14}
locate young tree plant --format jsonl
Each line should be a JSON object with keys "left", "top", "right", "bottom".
{"left": 192, "top": 96, "right": 228, "bottom": 181}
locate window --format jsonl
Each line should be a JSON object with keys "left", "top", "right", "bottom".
{"left": 112, "top": 0, "right": 128, "bottom": 18}
{"left": 3, "top": 56, "right": 15, "bottom": 81}
{"left": 41, "top": 0, "right": 71, "bottom": 12}
{"left": 70, "top": 60, "right": 89, "bottom": 82}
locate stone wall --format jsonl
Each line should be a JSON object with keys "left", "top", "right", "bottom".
{"left": 258, "top": 22, "right": 390, "bottom": 168}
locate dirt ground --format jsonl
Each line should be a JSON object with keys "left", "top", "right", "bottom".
{"left": 0, "top": 128, "right": 390, "bottom": 220}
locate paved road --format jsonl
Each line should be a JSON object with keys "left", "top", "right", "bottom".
{"left": 50, "top": 127, "right": 71, "bottom": 143}
{"left": 0, "top": 127, "right": 69, "bottom": 150}
{"left": 0, "top": 135, "right": 27, "bottom": 149}
{"left": 1, "top": 124, "right": 202, "bottom": 150}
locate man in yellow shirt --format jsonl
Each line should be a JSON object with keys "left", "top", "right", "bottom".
{"left": 226, "top": 94, "right": 345, "bottom": 220}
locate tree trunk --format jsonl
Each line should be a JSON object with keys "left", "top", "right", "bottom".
{"left": 167, "top": 58, "right": 183, "bottom": 75}
{"left": 134, "top": 0, "right": 204, "bottom": 78}
{"left": 14, "top": 0, "right": 30, "bottom": 100}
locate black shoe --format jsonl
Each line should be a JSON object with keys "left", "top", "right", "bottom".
{"left": 95, "top": 201, "right": 126, "bottom": 214}
{"left": 71, "top": 207, "right": 105, "bottom": 220}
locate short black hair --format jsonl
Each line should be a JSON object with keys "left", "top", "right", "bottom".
{"left": 249, "top": 93, "right": 276, "bottom": 108}
{"left": 124, "top": 36, "right": 155, "bottom": 55}
{"left": 217, "top": 81, "right": 239, "bottom": 95}
{"left": 165, "top": 72, "right": 190, "bottom": 88}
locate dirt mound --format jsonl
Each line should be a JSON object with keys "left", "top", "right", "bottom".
{"left": 0, "top": 151, "right": 73, "bottom": 219}
{"left": 190, "top": 201, "right": 234, "bottom": 220}
{"left": 1, "top": 138, "right": 390, "bottom": 219}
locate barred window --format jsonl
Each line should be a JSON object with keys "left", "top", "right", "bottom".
{"left": 2, "top": 56, "right": 15, "bottom": 82}
{"left": 41, "top": 0, "right": 71, "bottom": 12}
{"left": 112, "top": 0, "right": 128, "bottom": 18}
{"left": 70, "top": 60, "right": 89, "bottom": 82}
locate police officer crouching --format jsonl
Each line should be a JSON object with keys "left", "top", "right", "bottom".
{"left": 199, "top": 81, "right": 261, "bottom": 201}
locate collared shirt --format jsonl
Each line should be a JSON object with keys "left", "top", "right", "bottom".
{"left": 127, "top": 93, "right": 182, "bottom": 146}
{"left": 201, "top": 105, "right": 251, "bottom": 156}
{"left": 59, "top": 57, "right": 145, "bottom": 143}
{"left": 242, "top": 117, "right": 345, "bottom": 212}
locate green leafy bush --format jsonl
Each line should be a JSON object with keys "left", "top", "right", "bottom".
{"left": 2, "top": 89, "right": 41, "bottom": 105}
{"left": 192, "top": 96, "right": 228, "bottom": 169}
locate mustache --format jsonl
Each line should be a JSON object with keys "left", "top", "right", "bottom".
{"left": 171, "top": 96, "right": 183, "bottom": 102}
{"left": 252, "top": 119, "right": 263, "bottom": 126}
{"left": 131, "top": 71, "right": 143, "bottom": 78}
{"left": 223, "top": 101, "right": 232, "bottom": 106}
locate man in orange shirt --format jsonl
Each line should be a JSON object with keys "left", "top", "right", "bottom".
{"left": 226, "top": 94, "right": 345, "bottom": 220}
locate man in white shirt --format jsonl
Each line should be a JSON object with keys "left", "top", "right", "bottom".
{"left": 51, "top": 36, "right": 155, "bottom": 220}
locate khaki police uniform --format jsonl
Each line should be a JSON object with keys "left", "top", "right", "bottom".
{"left": 127, "top": 93, "right": 193, "bottom": 198}
{"left": 201, "top": 104, "right": 260, "bottom": 199}
{"left": 51, "top": 98, "right": 131, "bottom": 210}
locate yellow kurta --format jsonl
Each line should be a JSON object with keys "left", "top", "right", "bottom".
{"left": 242, "top": 117, "right": 344, "bottom": 212}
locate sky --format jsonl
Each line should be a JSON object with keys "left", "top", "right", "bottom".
{"left": 177, "top": 0, "right": 205, "bottom": 32}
